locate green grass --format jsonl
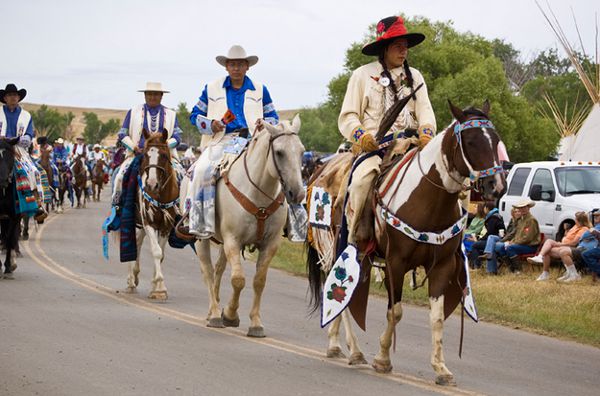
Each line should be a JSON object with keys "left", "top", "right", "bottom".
{"left": 266, "top": 240, "right": 600, "bottom": 347}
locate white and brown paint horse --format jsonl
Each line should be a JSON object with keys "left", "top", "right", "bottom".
{"left": 126, "top": 129, "right": 179, "bottom": 300}
{"left": 91, "top": 158, "right": 106, "bottom": 202}
{"left": 185, "top": 116, "right": 305, "bottom": 337}
{"left": 308, "top": 101, "right": 505, "bottom": 385}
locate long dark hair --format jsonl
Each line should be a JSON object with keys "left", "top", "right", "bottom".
{"left": 377, "top": 41, "right": 415, "bottom": 101}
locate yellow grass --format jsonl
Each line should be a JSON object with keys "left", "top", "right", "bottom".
{"left": 267, "top": 240, "right": 600, "bottom": 347}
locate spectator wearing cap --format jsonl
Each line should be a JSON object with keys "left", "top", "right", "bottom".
{"left": 483, "top": 199, "right": 541, "bottom": 274}
{"left": 533, "top": 211, "right": 591, "bottom": 281}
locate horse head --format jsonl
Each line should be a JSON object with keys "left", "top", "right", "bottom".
{"left": 445, "top": 100, "right": 506, "bottom": 200}
{"left": 141, "top": 128, "right": 172, "bottom": 193}
{"left": 0, "top": 137, "right": 18, "bottom": 188}
{"left": 262, "top": 115, "right": 306, "bottom": 204}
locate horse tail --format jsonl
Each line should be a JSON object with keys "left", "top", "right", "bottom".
{"left": 306, "top": 241, "right": 323, "bottom": 315}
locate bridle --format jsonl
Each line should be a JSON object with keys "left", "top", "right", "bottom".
{"left": 418, "top": 117, "right": 504, "bottom": 193}
{"left": 139, "top": 142, "right": 178, "bottom": 209}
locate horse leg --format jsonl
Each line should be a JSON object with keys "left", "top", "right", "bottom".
{"left": 429, "top": 295, "right": 455, "bottom": 386}
{"left": 341, "top": 310, "right": 368, "bottom": 365}
{"left": 372, "top": 301, "right": 403, "bottom": 373}
{"left": 213, "top": 247, "right": 227, "bottom": 304}
{"left": 222, "top": 239, "right": 243, "bottom": 327}
{"left": 326, "top": 316, "right": 345, "bottom": 358}
{"left": 145, "top": 228, "right": 168, "bottom": 300}
{"left": 196, "top": 240, "right": 223, "bottom": 327}
{"left": 126, "top": 229, "right": 145, "bottom": 293}
{"left": 247, "top": 240, "right": 280, "bottom": 337}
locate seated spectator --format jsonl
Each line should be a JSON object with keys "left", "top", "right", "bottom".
{"left": 480, "top": 207, "right": 520, "bottom": 274}
{"left": 468, "top": 202, "right": 506, "bottom": 269}
{"left": 554, "top": 210, "right": 600, "bottom": 282}
{"left": 581, "top": 212, "right": 600, "bottom": 282}
{"left": 533, "top": 211, "right": 591, "bottom": 281}
{"left": 464, "top": 203, "right": 486, "bottom": 253}
{"left": 482, "top": 199, "right": 541, "bottom": 274}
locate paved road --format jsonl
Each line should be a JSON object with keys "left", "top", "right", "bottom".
{"left": 1, "top": 194, "right": 598, "bottom": 396}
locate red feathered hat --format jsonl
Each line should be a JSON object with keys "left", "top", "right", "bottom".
{"left": 362, "top": 16, "right": 425, "bottom": 56}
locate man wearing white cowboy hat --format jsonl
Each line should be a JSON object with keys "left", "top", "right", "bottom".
{"left": 88, "top": 143, "right": 108, "bottom": 172}
{"left": 485, "top": 198, "right": 541, "bottom": 274}
{"left": 111, "top": 82, "right": 183, "bottom": 205}
{"left": 185, "top": 45, "right": 279, "bottom": 238}
{"left": 0, "top": 83, "right": 46, "bottom": 220}
{"left": 338, "top": 16, "right": 437, "bottom": 248}
{"left": 52, "top": 137, "right": 69, "bottom": 167}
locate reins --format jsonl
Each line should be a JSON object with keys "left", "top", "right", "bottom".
{"left": 139, "top": 142, "right": 178, "bottom": 210}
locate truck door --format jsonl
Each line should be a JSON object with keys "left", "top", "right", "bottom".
{"left": 528, "top": 168, "right": 556, "bottom": 237}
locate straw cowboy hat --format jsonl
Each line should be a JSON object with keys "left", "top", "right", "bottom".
{"left": 513, "top": 199, "right": 536, "bottom": 209}
{"left": 138, "top": 82, "right": 170, "bottom": 93}
{"left": 0, "top": 83, "right": 27, "bottom": 104}
{"left": 362, "top": 16, "right": 426, "bottom": 56}
{"left": 216, "top": 45, "right": 258, "bottom": 67}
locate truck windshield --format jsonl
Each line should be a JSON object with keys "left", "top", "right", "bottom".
{"left": 554, "top": 167, "right": 600, "bottom": 196}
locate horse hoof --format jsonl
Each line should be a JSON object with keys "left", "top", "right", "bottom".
{"left": 125, "top": 286, "right": 137, "bottom": 294}
{"left": 372, "top": 358, "right": 392, "bottom": 374}
{"left": 435, "top": 375, "right": 456, "bottom": 386}
{"left": 3, "top": 272, "right": 14, "bottom": 280}
{"left": 247, "top": 326, "right": 265, "bottom": 338}
{"left": 221, "top": 311, "right": 240, "bottom": 327}
{"left": 349, "top": 352, "right": 368, "bottom": 365}
{"left": 326, "top": 347, "right": 346, "bottom": 359}
{"left": 148, "top": 291, "right": 168, "bottom": 301}
{"left": 21, "top": 234, "right": 29, "bottom": 241}
{"left": 207, "top": 317, "right": 225, "bottom": 328}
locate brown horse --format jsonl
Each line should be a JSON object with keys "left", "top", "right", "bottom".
{"left": 125, "top": 129, "right": 179, "bottom": 300}
{"left": 38, "top": 145, "right": 55, "bottom": 211}
{"left": 91, "top": 158, "right": 105, "bottom": 202}
{"left": 307, "top": 101, "right": 506, "bottom": 385}
{"left": 71, "top": 154, "right": 88, "bottom": 208}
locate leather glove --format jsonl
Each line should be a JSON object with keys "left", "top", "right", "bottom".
{"left": 358, "top": 133, "right": 378, "bottom": 153}
{"left": 418, "top": 133, "right": 432, "bottom": 150}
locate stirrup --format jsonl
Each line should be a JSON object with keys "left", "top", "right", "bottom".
{"left": 175, "top": 212, "right": 196, "bottom": 242}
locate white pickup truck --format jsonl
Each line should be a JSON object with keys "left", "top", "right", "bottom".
{"left": 498, "top": 161, "right": 600, "bottom": 240}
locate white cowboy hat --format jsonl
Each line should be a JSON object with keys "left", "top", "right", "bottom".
{"left": 56, "top": 138, "right": 64, "bottom": 144}
{"left": 216, "top": 45, "right": 258, "bottom": 67}
{"left": 93, "top": 144, "right": 101, "bottom": 149}
{"left": 138, "top": 82, "right": 170, "bottom": 93}
{"left": 513, "top": 198, "right": 536, "bottom": 209}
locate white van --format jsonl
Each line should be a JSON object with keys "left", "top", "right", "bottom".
{"left": 499, "top": 161, "right": 600, "bottom": 239}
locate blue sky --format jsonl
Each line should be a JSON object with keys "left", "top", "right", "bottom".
{"left": 1, "top": 0, "right": 597, "bottom": 111}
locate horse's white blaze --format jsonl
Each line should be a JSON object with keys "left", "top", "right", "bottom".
{"left": 146, "top": 147, "right": 159, "bottom": 189}
{"left": 429, "top": 295, "right": 452, "bottom": 377}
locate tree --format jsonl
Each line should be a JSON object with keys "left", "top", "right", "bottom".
{"left": 83, "top": 112, "right": 120, "bottom": 144}
{"left": 30, "top": 105, "right": 74, "bottom": 142}
{"left": 176, "top": 103, "right": 201, "bottom": 147}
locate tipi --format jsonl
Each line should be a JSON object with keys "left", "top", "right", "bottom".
{"left": 537, "top": 1, "right": 600, "bottom": 161}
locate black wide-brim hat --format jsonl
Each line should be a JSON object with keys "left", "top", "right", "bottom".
{"left": 0, "top": 83, "right": 27, "bottom": 104}
{"left": 362, "top": 16, "right": 426, "bottom": 56}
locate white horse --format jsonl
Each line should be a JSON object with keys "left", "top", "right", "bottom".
{"left": 183, "top": 116, "right": 305, "bottom": 337}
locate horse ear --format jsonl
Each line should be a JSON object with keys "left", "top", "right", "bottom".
{"left": 8, "top": 137, "right": 20, "bottom": 146}
{"left": 143, "top": 129, "right": 150, "bottom": 140}
{"left": 448, "top": 100, "right": 466, "bottom": 123}
{"left": 162, "top": 128, "right": 168, "bottom": 142}
{"left": 291, "top": 114, "right": 301, "bottom": 133}
{"left": 482, "top": 99, "right": 491, "bottom": 117}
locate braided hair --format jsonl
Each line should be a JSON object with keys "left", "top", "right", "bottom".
{"left": 378, "top": 44, "right": 415, "bottom": 103}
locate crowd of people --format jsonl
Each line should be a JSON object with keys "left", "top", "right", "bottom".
{"left": 465, "top": 198, "right": 600, "bottom": 282}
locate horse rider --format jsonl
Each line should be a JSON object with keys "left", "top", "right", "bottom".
{"left": 185, "top": 44, "right": 279, "bottom": 238}
{"left": 0, "top": 83, "right": 46, "bottom": 219}
{"left": 89, "top": 143, "right": 108, "bottom": 174}
{"left": 338, "top": 16, "right": 436, "bottom": 247}
{"left": 52, "top": 137, "right": 69, "bottom": 168}
{"left": 111, "top": 82, "right": 182, "bottom": 207}
{"left": 36, "top": 136, "right": 59, "bottom": 187}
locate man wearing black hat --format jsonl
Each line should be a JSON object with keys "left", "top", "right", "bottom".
{"left": 338, "top": 16, "right": 437, "bottom": 246}
{"left": 0, "top": 84, "right": 34, "bottom": 147}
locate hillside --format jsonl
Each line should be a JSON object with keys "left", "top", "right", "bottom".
{"left": 21, "top": 103, "right": 299, "bottom": 144}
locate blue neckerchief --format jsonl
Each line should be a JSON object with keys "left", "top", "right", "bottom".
{"left": 485, "top": 208, "right": 499, "bottom": 220}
